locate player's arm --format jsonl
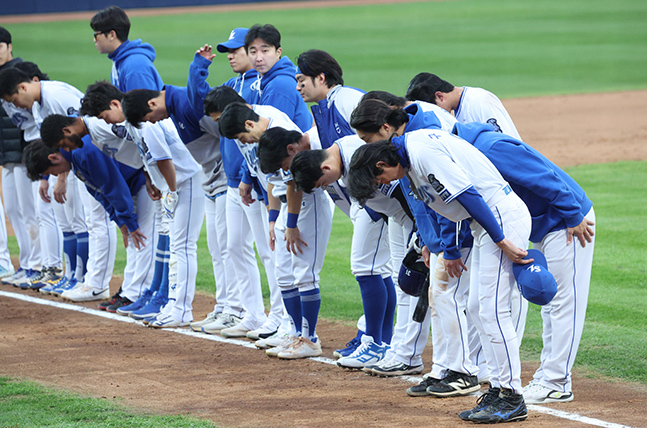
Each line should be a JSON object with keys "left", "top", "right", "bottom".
{"left": 266, "top": 182, "right": 280, "bottom": 251}
{"left": 187, "top": 46, "right": 216, "bottom": 115}
{"left": 238, "top": 162, "right": 256, "bottom": 206}
{"left": 285, "top": 180, "right": 307, "bottom": 255}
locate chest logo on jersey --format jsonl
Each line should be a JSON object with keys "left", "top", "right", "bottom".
{"left": 486, "top": 118, "right": 502, "bottom": 133}
{"left": 427, "top": 174, "right": 445, "bottom": 194}
{"left": 67, "top": 107, "right": 79, "bottom": 116}
{"left": 112, "top": 124, "right": 128, "bottom": 139}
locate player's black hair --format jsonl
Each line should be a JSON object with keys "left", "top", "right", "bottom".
{"left": 244, "top": 24, "right": 281, "bottom": 50}
{"left": 203, "top": 85, "right": 245, "bottom": 116}
{"left": 296, "top": 49, "right": 343, "bottom": 88}
{"left": 0, "top": 67, "right": 31, "bottom": 97}
{"left": 290, "top": 149, "right": 328, "bottom": 194}
{"left": 22, "top": 140, "right": 59, "bottom": 181}
{"left": 347, "top": 139, "right": 400, "bottom": 206}
{"left": 361, "top": 90, "right": 406, "bottom": 107}
{"left": 81, "top": 81, "right": 124, "bottom": 117}
{"left": 121, "top": 89, "right": 160, "bottom": 128}
{"left": 258, "top": 127, "right": 301, "bottom": 174}
{"left": 13, "top": 62, "right": 49, "bottom": 81}
{"left": 90, "top": 6, "right": 131, "bottom": 42}
{"left": 350, "top": 99, "right": 409, "bottom": 134}
{"left": 40, "top": 114, "right": 76, "bottom": 148}
{"left": 0, "top": 27, "right": 12, "bottom": 45}
{"left": 405, "top": 73, "right": 454, "bottom": 104}
{"left": 218, "top": 102, "right": 259, "bottom": 139}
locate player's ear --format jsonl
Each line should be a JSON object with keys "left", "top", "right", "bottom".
{"left": 147, "top": 98, "right": 157, "bottom": 110}
{"left": 17, "top": 82, "right": 29, "bottom": 93}
{"left": 316, "top": 73, "right": 326, "bottom": 85}
{"left": 61, "top": 126, "right": 73, "bottom": 137}
{"left": 244, "top": 120, "right": 255, "bottom": 132}
{"left": 434, "top": 91, "right": 444, "bottom": 104}
{"left": 275, "top": 46, "right": 282, "bottom": 57}
{"left": 110, "top": 99, "right": 122, "bottom": 110}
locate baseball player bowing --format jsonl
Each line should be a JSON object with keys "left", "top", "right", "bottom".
{"left": 347, "top": 129, "right": 532, "bottom": 424}
{"left": 453, "top": 122, "right": 595, "bottom": 405}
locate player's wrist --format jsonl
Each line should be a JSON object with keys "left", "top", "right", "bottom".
{"left": 287, "top": 213, "right": 299, "bottom": 229}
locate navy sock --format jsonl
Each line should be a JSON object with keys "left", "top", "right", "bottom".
{"left": 356, "top": 274, "right": 388, "bottom": 344}
{"left": 281, "top": 288, "right": 302, "bottom": 336}
{"left": 62, "top": 232, "right": 77, "bottom": 280}
{"left": 300, "top": 288, "right": 321, "bottom": 342}
{"left": 76, "top": 231, "right": 89, "bottom": 281}
{"left": 149, "top": 233, "right": 169, "bottom": 294}
{"left": 382, "top": 276, "right": 397, "bottom": 345}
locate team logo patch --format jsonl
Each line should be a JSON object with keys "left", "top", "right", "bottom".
{"left": 439, "top": 189, "right": 451, "bottom": 202}
{"left": 111, "top": 124, "right": 128, "bottom": 139}
{"left": 427, "top": 174, "right": 445, "bottom": 193}
{"left": 487, "top": 118, "right": 502, "bottom": 133}
{"left": 67, "top": 107, "right": 79, "bottom": 115}
{"left": 378, "top": 183, "right": 392, "bottom": 196}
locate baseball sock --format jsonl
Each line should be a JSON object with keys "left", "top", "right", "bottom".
{"left": 300, "top": 287, "right": 321, "bottom": 342}
{"left": 357, "top": 274, "right": 387, "bottom": 344}
{"left": 62, "top": 231, "right": 77, "bottom": 280}
{"left": 281, "top": 288, "right": 302, "bottom": 336}
{"left": 75, "top": 231, "right": 89, "bottom": 282}
{"left": 381, "top": 276, "right": 396, "bottom": 345}
{"left": 148, "top": 233, "right": 170, "bottom": 294}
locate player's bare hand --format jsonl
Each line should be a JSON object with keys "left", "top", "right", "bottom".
{"left": 567, "top": 218, "right": 595, "bottom": 247}
{"left": 421, "top": 246, "right": 431, "bottom": 268}
{"left": 39, "top": 179, "right": 51, "bottom": 203}
{"left": 196, "top": 44, "right": 216, "bottom": 61}
{"left": 120, "top": 225, "right": 129, "bottom": 248}
{"left": 496, "top": 238, "right": 532, "bottom": 264}
{"left": 444, "top": 257, "right": 467, "bottom": 278}
{"left": 145, "top": 178, "right": 161, "bottom": 200}
{"left": 285, "top": 227, "right": 307, "bottom": 255}
{"left": 268, "top": 223, "right": 276, "bottom": 252}
{"left": 130, "top": 229, "right": 147, "bottom": 250}
{"left": 239, "top": 182, "right": 255, "bottom": 206}
{"left": 53, "top": 174, "right": 67, "bottom": 204}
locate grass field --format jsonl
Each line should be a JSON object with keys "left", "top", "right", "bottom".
{"left": 2, "top": 0, "right": 647, "bottom": 425}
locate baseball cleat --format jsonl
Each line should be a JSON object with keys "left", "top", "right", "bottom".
{"left": 336, "top": 335, "right": 387, "bottom": 369}
{"left": 277, "top": 337, "right": 322, "bottom": 359}
{"left": 369, "top": 359, "right": 424, "bottom": 377}
{"left": 426, "top": 370, "right": 480, "bottom": 397}
{"left": 468, "top": 388, "right": 527, "bottom": 424}
{"left": 522, "top": 382, "right": 573, "bottom": 404}
{"left": 407, "top": 376, "right": 443, "bottom": 397}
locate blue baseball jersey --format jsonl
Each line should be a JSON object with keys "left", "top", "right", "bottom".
{"left": 311, "top": 85, "right": 365, "bottom": 149}
{"left": 453, "top": 122, "right": 592, "bottom": 242}
{"left": 63, "top": 135, "right": 145, "bottom": 232}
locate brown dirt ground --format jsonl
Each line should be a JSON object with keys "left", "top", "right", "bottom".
{"left": 2, "top": 92, "right": 647, "bottom": 428}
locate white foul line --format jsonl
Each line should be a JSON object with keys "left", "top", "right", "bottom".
{"left": 0, "top": 290, "right": 635, "bottom": 428}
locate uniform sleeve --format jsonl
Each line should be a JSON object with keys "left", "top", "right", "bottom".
{"left": 484, "top": 141, "right": 584, "bottom": 228}
{"left": 455, "top": 187, "right": 504, "bottom": 243}
{"left": 80, "top": 150, "right": 139, "bottom": 232}
{"left": 141, "top": 123, "right": 172, "bottom": 162}
{"left": 187, "top": 53, "right": 214, "bottom": 115}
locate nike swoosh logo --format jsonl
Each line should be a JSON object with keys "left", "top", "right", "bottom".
{"left": 92, "top": 290, "right": 106, "bottom": 296}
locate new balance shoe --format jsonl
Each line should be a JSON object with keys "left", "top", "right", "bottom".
{"left": 189, "top": 310, "right": 221, "bottom": 332}
{"left": 201, "top": 313, "right": 242, "bottom": 334}
{"left": 336, "top": 335, "right": 387, "bottom": 369}
{"left": 98, "top": 291, "right": 122, "bottom": 311}
{"left": 29, "top": 267, "right": 63, "bottom": 290}
{"left": 407, "top": 376, "right": 443, "bottom": 397}
{"left": 333, "top": 330, "right": 364, "bottom": 359}
{"left": 220, "top": 322, "right": 252, "bottom": 338}
{"left": 426, "top": 369, "right": 480, "bottom": 397}
{"left": 17, "top": 269, "right": 44, "bottom": 289}
{"left": 266, "top": 335, "right": 298, "bottom": 357}
{"left": 130, "top": 292, "right": 167, "bottom": 320}
{"left": 105, "top": 296, "right": 132, "bottom": 313}
{"left": 116, "top": 289, "right": 153, "bottom": 315}
{"left": 522, "top": 382, "right": 574, "bottom": 404}
{"left": 149, "top": 314, "right": 190, "bottom": 328}
{"left": 0, "top": 264, "right": 15, "bottom": 279}
{"left": 468, "top": 388, "right": 527, "bottom": 423}
{"left": 62, "top": 285, "right": 109, "bottom": 302}
{"left": 368, "top": 358, "right": 424, "bottom": 377}
{"left": 51, "top": 278, "right": 79, "bottom": 297}
{"left": 255, "top": 331, "right": 290, "bottom": 349}
{"left": 459, "top": 387, "right": 501, "bottom": 421}
{"left": 277, "top": 337, "right": 322, "bottom": 359}
{"left": 246, "top": 322, "right": 278, "bottom": 340}
{"left": 2, "top": 267, "right": 26, "bottom": 285}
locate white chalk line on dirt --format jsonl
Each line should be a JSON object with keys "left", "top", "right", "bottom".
{"left": 0, "top": 289, "right": 635, "bottom": 428}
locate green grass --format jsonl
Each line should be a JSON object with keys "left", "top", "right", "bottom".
{"left": 0, "top": 376, "right": 216, "bottom": 428}
{"left": 3, "top": 0, "right": 647, "bottom": 98}
{"left": 1, "top": 0, "right": 646, "bottom": 422}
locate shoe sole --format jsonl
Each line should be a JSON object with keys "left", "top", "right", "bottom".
{"left": 277, "top": 351, "right": 322, "bottom": 359}
{"left": 427, "top": 384, "right": 481, "bottom": 398}
{"left": 469, "top": 414, "right": 527, "bottom": 424}
{"left": 406, "top": 388, "right": 431, "bottom": 397}
{"left": 525, "top": 395, "right": 573, "bottom": 405}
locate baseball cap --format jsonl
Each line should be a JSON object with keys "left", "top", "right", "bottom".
{"left": 397, "top": 248, "right": 429, "bottom": 297}
{"left": 513, "top": 249, "right": 558, "bottom": 306}
{"left": 216, "top": 28, "right": 249, "bottom": 53}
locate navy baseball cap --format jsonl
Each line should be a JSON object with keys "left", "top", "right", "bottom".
{"left": 398, "top": 248, "right": 429, "bottom": 297}
{"left": 513, "top": 249, "right": 558, "bottom": 306}
{"left": 216, "top": 28, "right": 249, "bottom": 53}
